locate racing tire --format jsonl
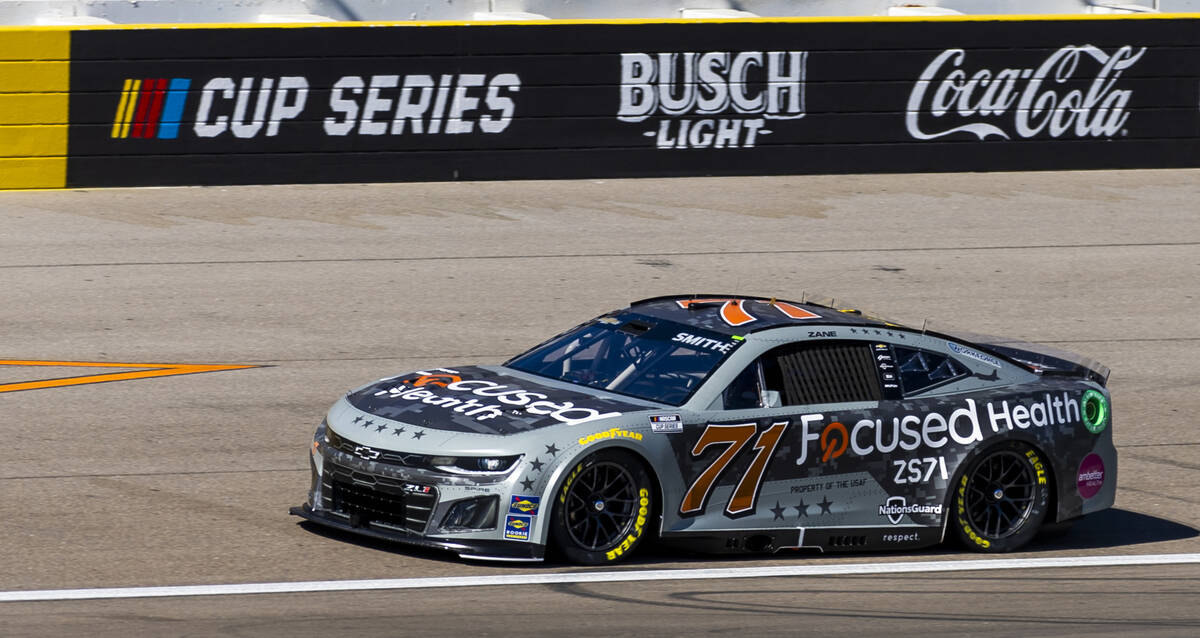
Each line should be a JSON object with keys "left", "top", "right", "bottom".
{"left": 952, "top": 440, "right": 1050, "bottom": 553}
{"left": 550, "top": 449, "right": 654, "bottom": 565}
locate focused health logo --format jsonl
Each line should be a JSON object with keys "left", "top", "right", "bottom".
{"left": 110, "top": 77, "right": 192, "bottom": 139}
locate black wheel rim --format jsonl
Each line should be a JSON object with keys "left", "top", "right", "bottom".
{"left": 563, "top": 461, "right": 638, "bottom": 551}
{"left": 964, "top": 450, "right": 1037, "bottom": 540}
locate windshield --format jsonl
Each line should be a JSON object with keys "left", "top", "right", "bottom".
{"left": 505, "top": 314, "right": 739, "bottom": 405}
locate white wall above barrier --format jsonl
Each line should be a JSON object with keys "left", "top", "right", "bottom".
{"left": 1, "top": 0, "right": 1194, "bottom": 26}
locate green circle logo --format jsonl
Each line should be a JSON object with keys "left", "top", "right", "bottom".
{"left": 1082, "top": 390, "right": 1109, "bottom": 434}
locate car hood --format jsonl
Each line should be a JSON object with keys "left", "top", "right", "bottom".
{"left": 343, "top": 365, "right": 653, "bottom": 436}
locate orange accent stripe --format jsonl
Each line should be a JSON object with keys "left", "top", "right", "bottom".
{"left": 0, "top": 360, "right": 258, "bottom": 394}
{"left": 718, "top": 300, "right": 757, "bottom": 326}
{"left": 772, "top": 301, "right": 820, "bottom": 320}
{"left": 676, "top": 298, "right": 758, "bottom": 326}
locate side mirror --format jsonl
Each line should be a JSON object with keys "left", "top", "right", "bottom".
{"left": 760, "top": 390, "right": 782, "bottom": 408}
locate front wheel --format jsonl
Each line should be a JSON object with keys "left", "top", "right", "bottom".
{"left": 952, "top": 440, "right": 1050, "bottom": 553}
{"left": 550, "top": 449, "right": 654, "bottom": 565}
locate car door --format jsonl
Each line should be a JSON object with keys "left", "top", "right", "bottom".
{"left": 671, "top": 338, "right": 891, "bottom": 534}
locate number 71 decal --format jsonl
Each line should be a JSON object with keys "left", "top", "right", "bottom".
{"left": 680, "top": 422, "right": 789, "bottom": 518}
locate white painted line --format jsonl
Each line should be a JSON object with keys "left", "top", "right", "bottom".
{"left": 3, "top": 553, "right": 1198, "bottom": 603}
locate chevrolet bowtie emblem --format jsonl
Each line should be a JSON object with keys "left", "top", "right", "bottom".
{"left": 353, "top": 445, "right": 381, "bottom": 460}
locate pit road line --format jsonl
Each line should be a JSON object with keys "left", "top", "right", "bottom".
{"left": 4, "top": 553, "right": 1198, "bottom": 603}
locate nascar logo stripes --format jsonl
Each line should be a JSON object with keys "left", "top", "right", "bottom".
{"left": 111, "top": 78, "right": 192, "bottom": 139}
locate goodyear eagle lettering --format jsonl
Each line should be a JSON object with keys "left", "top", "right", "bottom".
{"left": 578, "top": 427, "right": 644, "bottom": 446}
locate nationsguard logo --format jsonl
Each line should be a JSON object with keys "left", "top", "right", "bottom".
{"left": 879, "top": 496, "right": 943, "bottom": 525}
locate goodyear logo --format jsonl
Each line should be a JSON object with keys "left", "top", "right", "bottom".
{"left": 578, "top": 427, "right": 644, "bottom": 446}
{"left": 509, "top": 495, "right": 540, "bottom": 517}
{"left": 504, "top": 515, "right": 531, "bottom": 541}
{"left": 111, "top": 78, "right": 193, "bottom": 139}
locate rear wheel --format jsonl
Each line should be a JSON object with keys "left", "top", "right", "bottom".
{"left": 952, "top": 440, "right": 1050, "bottom": 553}
{"left": 550, "top": 449, "right": 654, "bottom": 565}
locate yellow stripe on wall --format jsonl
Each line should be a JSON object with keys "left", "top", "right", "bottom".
{"left": 121, "top": 79, "right": 140, "bottom": 138}
{"left": 111, "top": 78, "right": 138, "bottom": 138}
{"left": 0, "top": 30, "right": 68, "bottom": 189}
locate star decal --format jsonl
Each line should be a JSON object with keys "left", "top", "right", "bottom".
{"left": 361, "top": 419, "right": 373, "bottom": 429}
{"left": 412, "top": 430, "right": 426, "bottom": 440}
{"left": 874, "top": 329, "right": 882, "bottom": 335}
{"left": 849, "top": 328, "right": 857, "bottom": 334}
{"left": 770, "top": 501, "right": 786, "bottom": 521}
{"left": 544, "top": 443, "right": 560, "bottom": 456}
{"left": 898, "top": 333, "right": 906, "bottom": 340}
{"left": 520, "top": 477, "right": 536, "bottom": 491}
{"left": 353, "top": 416, "right": 364, "bottom": 424}
{"left": 794, "top": 500, "right": 809, "bottom": 518}
{"left": 818, "top": 496, "right": 833, "bottom": 514}
{"left": 392, "top": 427, "right": 406, "bottom": 436}
{"left": 529, "top": 458, "right": 545, "bottom": 472}
{"left": 375, "top": 424, "right": 388, "bottom": 432}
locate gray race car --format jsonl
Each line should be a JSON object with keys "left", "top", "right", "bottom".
{"left": 291, "top": 295, "right": 1115, "bottom": 563}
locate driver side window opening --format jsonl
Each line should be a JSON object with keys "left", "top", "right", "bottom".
{"left": 722, "top": 360, "right": 766, "bottom": 410}
{"left": 893, "top": 345, "right": 967, "bottom": 394}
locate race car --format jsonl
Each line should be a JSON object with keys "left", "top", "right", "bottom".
{"left": 291, "top": 294, "right": 1114, "bottom": 564}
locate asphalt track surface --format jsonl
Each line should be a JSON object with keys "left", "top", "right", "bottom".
{"left": 1, "top": 170, "right": 1198, "bottom": 636}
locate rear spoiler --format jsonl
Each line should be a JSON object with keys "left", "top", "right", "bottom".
{"left": 934, "top": 327, "right": 1111, "bottom": 387}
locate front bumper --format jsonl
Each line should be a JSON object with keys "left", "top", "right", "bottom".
{"left": 289, "top": 504, "right": 544, "bottom": 561}
{"left": 291, "top": 426, "right": 546, "bottom": 562}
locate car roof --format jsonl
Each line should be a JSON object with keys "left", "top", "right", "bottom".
{"left": 625, "top": 294, "right": 913, "bottom": 336}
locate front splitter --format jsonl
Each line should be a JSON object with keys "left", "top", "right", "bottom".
{"left": 289, "top": 504, "right": 545, "bottom": 562}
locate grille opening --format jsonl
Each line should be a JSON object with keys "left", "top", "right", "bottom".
{"left": 332, "top": 479, "right": 409, "bottom": 529}
{"left": 322, "top": 463, "right": 438, "bottom": 534}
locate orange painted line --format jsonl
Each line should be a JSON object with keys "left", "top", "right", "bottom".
{"left": 0, "top": 360, "right": 259, "bottom": 394}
